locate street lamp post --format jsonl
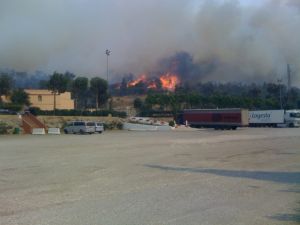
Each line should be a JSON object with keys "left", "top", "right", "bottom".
{"left": 105, "top": 49, "right": 111, "bottom": 110}
{"left": 105, "top": 49, "right": 110, "bottom": 87}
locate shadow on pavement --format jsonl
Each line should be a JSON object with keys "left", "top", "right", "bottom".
{"left": 268, "top": 202, "right": 300, "bottom": 223}
{"left": 144, "top": 164, "right": 300, "bottom": 184}
{"left": 145, "top": 164, "right": 300, "bottom": 222}
{"left": 269, "top": 212, "right": 300, "bottom": 223}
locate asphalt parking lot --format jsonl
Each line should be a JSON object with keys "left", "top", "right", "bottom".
{"left": 0, "top": 128, "right": 299, "bottom": 225}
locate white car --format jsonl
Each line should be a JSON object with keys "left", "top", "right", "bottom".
{"left": 93, "top": 122, "right": 104, "bottom": 133}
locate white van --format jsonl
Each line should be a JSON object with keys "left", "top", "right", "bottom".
{"left": 92, "top": 122, "right": 104, "bottom": 133}
{"left": 64, "top": 121, "right": 95, "bottom": 134}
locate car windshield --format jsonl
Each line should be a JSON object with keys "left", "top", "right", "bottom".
{"left": 74, "top": 122, "right": 85, "bottom": 126}
{"left": 290, "top": 113, "right": 300, "bottom": 118}
{"left": 86, "top": 122, "right": 94, "bottom": 126}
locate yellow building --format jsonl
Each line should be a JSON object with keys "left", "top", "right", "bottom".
{"left": 0, "top": 95, "right": 9, "bottom": 103}
{"left": 25, "top": 89, "right": 74, "bottom": 110}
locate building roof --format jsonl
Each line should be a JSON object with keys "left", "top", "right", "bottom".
{"left": 24, "top": 89, "right": 72, "bottom": 96}
{"left": 24, "top": 89, "right": 54, "bottom": 95}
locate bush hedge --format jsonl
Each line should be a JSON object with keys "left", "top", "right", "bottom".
{"left": 0, "top": 103, "right": 22, "bottom": 113}
{"left": 29, "top": 107, "right": 127, "bottom": 118}
{"left": 0, "top": 122, "right": 9, "bottom": 134}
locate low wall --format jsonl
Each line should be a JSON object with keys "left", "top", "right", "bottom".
{"left": 38, "top": 116, "right": 123, "bottom": 129}
{"left": 0, "top": 115, "right": 22, "bottom": 134}
{"left": 0, "top": 115, "right": 124, "bottom": 134}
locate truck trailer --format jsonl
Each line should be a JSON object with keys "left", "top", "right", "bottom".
{"left": 178, "top": 108, "right": 249, "bottom": 130}
{"left": 249, "top": 109, "right": 300, "bottom": 127}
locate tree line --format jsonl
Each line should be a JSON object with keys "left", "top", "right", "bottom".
{"left": 1, "top": 70, "right": 300, "bottom": 116}
{"left": 133, "top": 83, "right": 300, "bottom": 117}
{"left": 46, "top": 72, "right": 108, "bottom": 111}
{"left": 0, "top": 72, "right": 108, "bottom": 112}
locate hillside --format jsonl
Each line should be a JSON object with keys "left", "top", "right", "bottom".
{"left": 111, "top": 95, "right": 146, "bottom": 115}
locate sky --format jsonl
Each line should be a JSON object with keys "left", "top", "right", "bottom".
{"left": 0, "top": 0, "right": 300, "bottom": 86}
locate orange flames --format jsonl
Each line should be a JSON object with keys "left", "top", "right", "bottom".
{"left": 126, "top": 73, "right": 180, "bottom": 91}
{"left": 159, "top": 73, "right": 180, "bottom": 91}
{"left": 147, "top": 81, "right": 157, "bottom": 89}
{"left": 127, "top": 74, "right": 146, "bottom": 87}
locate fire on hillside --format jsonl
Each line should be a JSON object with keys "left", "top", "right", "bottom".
{"left": 159, "top": 73, "right": 180, "bottom": 91}
{"left": 124, "top": 73, "right": 180, "bottom": 91}
{"left": 112, "top": 52, "right": 192, "bottom": 94}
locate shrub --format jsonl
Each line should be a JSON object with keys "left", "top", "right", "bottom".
{"left": 28, "top": 107, "right": 41, "bottom": 116}
{"left": 29, "top": 108, "right": 127, "bottom": 118}
{"left": 0, "top": 122, "right": 9, "bottom": 134}
{"left": 0, "top": 103, "right": 22, "bottom": 113}
{"left": 169, "top": 120, "right": 175, "bottom": 127}
{"left": 133, "top": 98, "right": 143, "bottom": 109}
{"left": 104, "top": 121, "right": 123, "bottom": 130}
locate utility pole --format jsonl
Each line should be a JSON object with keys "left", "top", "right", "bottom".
{"left": 287, "top": 64, "right": 291, "bottom": 91}
{"left": 277, "top": 78, "right": 283, "bottom": 109}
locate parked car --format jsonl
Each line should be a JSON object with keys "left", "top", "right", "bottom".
{"left": 92, "top": 122, "right": 104, "bottom": 133}
{"left": 64, "top": 121, "right": 95, "bottom": 134}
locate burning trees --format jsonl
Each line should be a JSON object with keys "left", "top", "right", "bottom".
{"left": 113, "top": 73, "right": 181, "bottom": 96}
{"left": 111, "top": 52, "right": 197, "bottom": 96}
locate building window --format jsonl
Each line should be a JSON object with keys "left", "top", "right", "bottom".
{"left": 38, "top": 95, "right": 42, "bottom": 102}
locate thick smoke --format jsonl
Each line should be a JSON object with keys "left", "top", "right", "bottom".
{"left": 0, "top": 0, "right": 299, "bottom": 86}
{"left": 184, "top": 0, "right": 300, "bottom": 85}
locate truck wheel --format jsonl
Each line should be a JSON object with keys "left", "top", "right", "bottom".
{"left": 289, "top": 123, "right": 294, "bottom": 128}
{"left": 64, "top": 129, "right": 68, "bottom": 134}
{"left": 232, "top": 127, "right": 237, "bottom": 130}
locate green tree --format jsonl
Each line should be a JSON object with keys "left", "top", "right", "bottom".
{"left": 168, "top": 93, "right": 180, "bottom": 116}
{"left": 48, "top": 72, "right": 68, "bottom": 112}
{"left": 188, "top": 92, "right": 202, "bottom": 108}
{"left": 64, "top": 71, "right": 76, "bottom": 91}
{"left": 90, "top": 77, "right": 108, "bottom": 109}
{"left": 248, "top": 84, "right": 262, "bottom": 98}
{"left": 286, "top": 88, "right": 300, "bottom": 109}
{"left": 133, "top": 97, "right": 143, "bottom": 109}
{"left": 72, "top": 77, "right": 89, "bottom": 109}
{"left": 11, "top": 89, "right": 30, "bottom": 106}
{"left": 0, "top": 75, "right": 13, "bottom": 101}
{"left": 39, "top": 80, "right": 49, "bottom": 89}
{"left": 266, "top": 83, "right": 280, "bottom": 98}
{"left": 145, "top": 93, "right": 161, "bottom": 109}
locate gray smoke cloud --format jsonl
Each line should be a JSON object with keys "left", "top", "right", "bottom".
{"left": 0, "top": 0, "right": 299, "bottom": 86}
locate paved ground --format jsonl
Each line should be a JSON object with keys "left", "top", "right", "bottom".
{"left": 0, "top": 128, "right": 299, "bottom": 225}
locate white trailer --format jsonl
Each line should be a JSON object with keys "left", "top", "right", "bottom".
{"left": 249, "top": 109, "right": 300, "bottom": 127}
{"left": 249, "top": 110, "right": 284, "bottom": 127}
